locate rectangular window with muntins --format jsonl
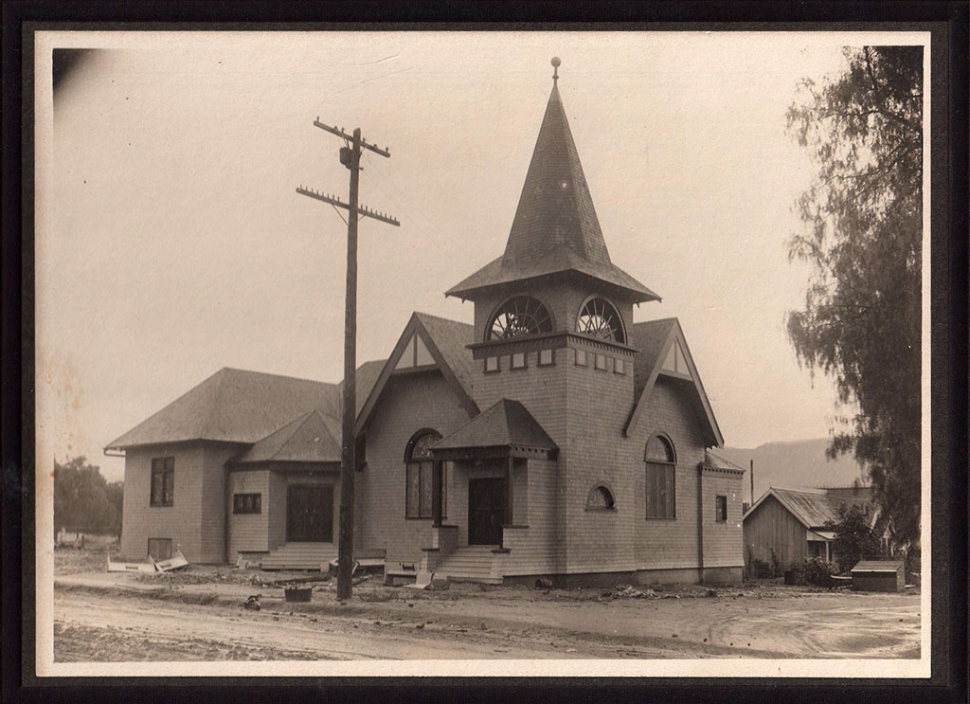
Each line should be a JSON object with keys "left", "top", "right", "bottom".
{"left": 150, "top": 457, "right": 175, "bottom": 507}
{"left": 538, "top": 349, "right": 554, "bottom": 366}
{"left": 511, "top": 352, "right": 527, "bottom": 369}
{"left": 233, "top": 493, "right": 261, "bottom": 514}
{"left": 716, "top": 495, "right": 727, "bottom": 522}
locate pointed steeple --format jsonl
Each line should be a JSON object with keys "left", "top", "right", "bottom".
{"left": 502, "top": 59, "right": 612, "bottom": 269}
{"left": 447, "top": 59, "right": 659, "bottom": 304}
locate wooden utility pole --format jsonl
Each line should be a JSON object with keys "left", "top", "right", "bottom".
{"left": 298, "top": 120, "right": 398, "bottom": 601}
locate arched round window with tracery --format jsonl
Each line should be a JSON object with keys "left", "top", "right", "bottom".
{"left": 576, "top": 297, "right": 625, "bottom": 343}
{"left": 487, "top": 296, "right": 554, "bottom": 341}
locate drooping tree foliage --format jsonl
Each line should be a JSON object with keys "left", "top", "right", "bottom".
{"left": 826, "top": 503, "right": 885, "bottom": 573}
{"left": 53, "top": 456, "right": 123, "bottom": 536}
{"left": 786, "top": 46, "right": 922, "bottom": 547}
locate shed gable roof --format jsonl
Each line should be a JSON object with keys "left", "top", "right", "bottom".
{"left": 744, "top": 486, "right": 875, "bottom": 530}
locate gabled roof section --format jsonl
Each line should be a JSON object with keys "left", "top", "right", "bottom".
{"left": 744, "top": 486, "right": 875, "bottom": 530}
{"left": 625, "top": 318, "right": 723, "bottom": 447}
{"left": 106, "top": 368, "right": 339, "bottom": 450}
{"left": 445, "top": 75, "right": 658, "bottom": 304}
{"left": 702, "top": 450, "right": 745, "bottom": 473}
{"left": 234, "top": 409, "right": 342, "bottom": 464}
{"left": 431, "top": 399, "right": 558, "bottom": 459}
{"left": 355, "top": 312, "right": 479, "bottom": 435}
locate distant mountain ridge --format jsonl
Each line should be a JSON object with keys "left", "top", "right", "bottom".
{"left": 717, "top": 438, "right": 868, "bottom": 505}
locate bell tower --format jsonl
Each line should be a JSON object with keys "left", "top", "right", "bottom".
{"left": 446, "top": 58, "right": 659, "bottom": 392}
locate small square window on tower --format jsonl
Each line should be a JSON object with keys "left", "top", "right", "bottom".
{"left": 595, "top": 354, "right": 607, "bottom": 371}
{"left": 511, "top": 352, "right": 527, "bottom": 369}
{"left": 614, "top": 358, "right": 625, "bottom": 375}
{"left": 575, "top": 349, "right": 588, "bottom": 367}
{"left": 539, "top": 349, "right": 554, "bottom": 366}
{"left": 484, "top": 356, "right": 500, "bottom": 374}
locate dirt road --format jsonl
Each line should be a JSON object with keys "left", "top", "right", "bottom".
{"left": 53, "top": 582, "right": 921, "bottom": 661}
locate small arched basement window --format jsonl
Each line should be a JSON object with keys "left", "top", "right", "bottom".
{"left": 487, "top": 296, "right": 554, "bottom": 341}
{"left": 645, "top": 434, "right": 676, "bottom": 520}
{"left": 586, "top": 484, "right": 616, "bottom": 511}
{"left": 405, "top": 429, "right": 443, "bottom": 519}
{"left": 576, "top": 296, "right": 625, "bottom": 343}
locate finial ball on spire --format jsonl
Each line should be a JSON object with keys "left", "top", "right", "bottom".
{"left": 551, "top": 57, "right": 561, "bottom": 68}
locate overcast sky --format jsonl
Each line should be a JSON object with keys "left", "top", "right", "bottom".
{"left": 35, "top": 31, "right": 926, "bottom": 483}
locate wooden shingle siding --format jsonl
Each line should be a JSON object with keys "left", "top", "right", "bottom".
{"left": 743, "top": 494, "right": 809, "bottom": 571}
{"left": 631, "top": 379, "right": 707, "bottom": 571}
{"left": 121, "top": 443, "right": 206, "bottom": 562}
{"left": 699, "top": 469, "right": 744, "bottom": 569}
{"left": 563, "top": 348, "right": 638, "bottom": 574}
{"left": 199, "top": 444, "right": 241, "bottom": 563}
{"left": 357, "top": 373, "right": 471, "bottom": 565}
{"left": 227, "top": 469, "right": 271, "bottom": 558}
{"left": 503, "top": 458, "right": 560, "bottom": 575}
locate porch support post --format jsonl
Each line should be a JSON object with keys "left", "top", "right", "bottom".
{"left": 504, "top": 456, "right": 515, "bottom": 528}
{"left": 432, "top": 460, "right": 443, "bottom": 528}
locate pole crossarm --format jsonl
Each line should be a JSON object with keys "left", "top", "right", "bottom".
{"left": 296, "top": 186, "right": 400, "bottom": 227}
{"left": 313, "top": 119, "right": 391, "bottom": 158}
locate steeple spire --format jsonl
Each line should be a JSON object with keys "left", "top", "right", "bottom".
{"left": 446, "top": 60, "right": 660, "bottom": 305}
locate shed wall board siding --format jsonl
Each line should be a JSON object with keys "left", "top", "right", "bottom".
{"left": 357, "top": 373, "right": 471, "bottom": 564}
{"left": 699, "top": 469, "right": 744, "bottom": 569}
{"left": 743, "top": 494, "right": 808, "bottom": 570}
{"left": 120, "top": 444, "right": 205, "bottom": 562}
{"left": 227, "top": 469, "right": 271, "bottom": 557}
{"left": 630, "top": 378, "right": 707, "bottom": 571}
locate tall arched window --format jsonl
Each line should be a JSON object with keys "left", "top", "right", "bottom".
{"left": 487, "top": 296, "right": 554, "bottom": 341}
{"left": 405, "top": 429, "right": 443, "bottom": 519}
{"left": 576, "top": 296, "right": 625, "bottom": 343}
{"left": 645, "top": 434, "right": 676, "bottom": 519}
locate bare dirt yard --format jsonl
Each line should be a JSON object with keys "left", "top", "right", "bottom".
{"left": 52, "top": 540, "right": 921, "bottom": 662}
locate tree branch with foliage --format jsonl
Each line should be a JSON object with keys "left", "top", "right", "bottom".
{"left": 786, "top": 46, "right": 922, "bottom": 547}
{"left": 54, "top": 456, "right": 123, "bottom": 536}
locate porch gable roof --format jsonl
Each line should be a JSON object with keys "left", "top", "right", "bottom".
{"left": 431, "top": 398, "right": 558, "bottom": 460}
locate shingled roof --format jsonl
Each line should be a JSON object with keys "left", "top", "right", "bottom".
{"left": 431, "top": 399, "right": 558, "bottom": 459}
{"left": 106, "top": 368, "right": 339, "bottom": 450}
{"left": 631, "top": 318, "right": 678, "bottom": 402}
{"left": 234, "top": 409, "right": 342, "bottom": 464}
{"left": 446, "top": 77, "right": 658, "bottom": 303}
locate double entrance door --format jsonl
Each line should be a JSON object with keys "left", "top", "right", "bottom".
{"left": 468, "top": 477, "right": 505, "bottom": 546}
{"left": 286, "top": 485, "right": 334, "bottom": 542}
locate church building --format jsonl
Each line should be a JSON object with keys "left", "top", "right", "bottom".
{"left": 108, "top": 61, "right": 745, "bottom": 587}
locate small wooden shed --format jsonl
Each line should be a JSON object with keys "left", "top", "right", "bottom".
{"left": 850, "top": 560, "right": 905, "bottom": 592}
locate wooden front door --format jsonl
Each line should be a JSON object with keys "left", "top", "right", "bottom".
{"left": 468, "top": 477, "right": 505, "bottom": 545}
{"left": 286, "top": 485, "right": 334, "bottom": 542}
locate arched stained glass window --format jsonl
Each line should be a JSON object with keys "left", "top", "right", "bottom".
{"left": 645, "top": 434, "right": 675, "bottom": 519}
{"left": 576, "top": 297, "right": 625, "bottom": 343}
{"left": 405, "top": 429, "right": 443, "bottom": 519}
{"left": 487, "top": 296, "right": 554, "bottom": 341}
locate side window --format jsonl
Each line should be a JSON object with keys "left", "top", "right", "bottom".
{"left": 405, "top": 430, "right": 444, "bottom": 519}
{"left": 645, "top": 435, "right": 676, "bottom": 520}
{"left": 148, "top": 538, "right": 172, "bottom": 561}
{"left": 715, "top": 495, "right": 727, "bottom": 522}
{"left": 586, "top": 484, "right": 616, "bottom": 511}
{"left": 150, "top": 457, "right": 175, "bottom": 507}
